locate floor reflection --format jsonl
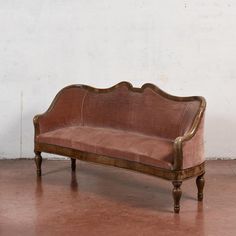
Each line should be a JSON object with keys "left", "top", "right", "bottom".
{"left": 70, "top": 171, "right": 78, "bottom": 192}
{"left": 35, "top": 176, "right": 43, "bottom": 197}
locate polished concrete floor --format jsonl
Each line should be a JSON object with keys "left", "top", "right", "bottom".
{"left": 0, "top": 160, "right": 235, "bottom": 236}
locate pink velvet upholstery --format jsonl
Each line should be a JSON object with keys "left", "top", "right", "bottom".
{"left": 82, "top": 86, "right": 200, "bottom": 139}
{"left": 37, "top": 87, "right": 87, "bottom": 134}
{"left": 36, "top": 83, "right": 205, "bottom": 170}
{"left": 37, "top": 126, "right": 173, "bottom": 169}
{"left": 182, "top": 115, "right": 205, "bottom": 169}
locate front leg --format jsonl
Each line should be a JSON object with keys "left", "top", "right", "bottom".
{"left": 172, "top": 180, "right": 182, "bottom": 213}
{"left": 35, "top": 151, "right": 42, "bottom": 176}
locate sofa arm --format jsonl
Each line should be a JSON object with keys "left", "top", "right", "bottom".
{"left": 33, "top": 85, "right": 88, "bottom": 139}
{"left": 173, "top": 97, "right": 206, "bottom": 170}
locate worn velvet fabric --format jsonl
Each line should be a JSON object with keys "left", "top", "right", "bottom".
{"left": 37, "top": 126, "right": 174, "bottom": 169}
{"left": 38, "top": 87, "right": 87, "bottom": 134}
{"left": 182, "top": 116, "right": 205, "bottom": 169}
{"left": 36, "top": 84, "right": 204, "bottom": 170}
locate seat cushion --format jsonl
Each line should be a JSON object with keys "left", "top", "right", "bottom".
{"left": 36, "top": 126, "right": 174, "bottom": 169}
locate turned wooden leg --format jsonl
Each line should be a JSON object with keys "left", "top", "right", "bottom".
{"left": 172, "top": 180, "right": 182, "bottom": 213}
{"left": 35, "top": 151, "right": 42, "bottom": 176}
{"left": 196, "top": 173, "right": 205, "bottom": 201}
{"left": 71, "top": 158, "right": 76, "bottom": 171}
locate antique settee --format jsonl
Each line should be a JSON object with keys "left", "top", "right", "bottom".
{"left": 33, "top": 82, "right": 206, "bottom": 213}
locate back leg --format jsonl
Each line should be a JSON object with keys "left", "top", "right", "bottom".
{"left": 196, "top": 173, "right": 205, "bottom": 201}
{"left": 71, "top": 158, "right": 76, "bottom": 171}
{"left": 35, "top": 151, "right": 42, "bottom": 176}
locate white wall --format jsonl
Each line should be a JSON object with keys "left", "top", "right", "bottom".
{"left": 0, "top": 0, "right": 236, "bottom": 159}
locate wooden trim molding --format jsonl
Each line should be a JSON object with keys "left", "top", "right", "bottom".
{"left": 35, "top": 142, "right": 205, "bottom": 181}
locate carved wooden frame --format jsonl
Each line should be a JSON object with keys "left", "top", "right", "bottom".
{"left": 34, "top": 82, "right": 206, "bottom": 213}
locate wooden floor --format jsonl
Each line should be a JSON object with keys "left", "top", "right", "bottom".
{"left": 0, "top": 160, "right": 235, "bottom": 236}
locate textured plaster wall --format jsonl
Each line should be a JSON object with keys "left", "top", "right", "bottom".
{"left": 0, "top": 0, "right": 236, "bottom": 159}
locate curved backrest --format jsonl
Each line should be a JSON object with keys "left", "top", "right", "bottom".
{"left": 81, "top": 83, "right": 201, "bottom": 140}
{"left": 42, "top": 82, "right": 202, "bottom": 140}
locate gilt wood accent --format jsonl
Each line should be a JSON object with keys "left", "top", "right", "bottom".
{"left": 35, "top": 142, "right": 205, "bottom": 181}
{"left": 33, "top": 81, "right": 206, "bottom": 213}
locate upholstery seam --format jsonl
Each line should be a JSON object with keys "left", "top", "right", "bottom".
{"left": 80, "top": 90, "right": 88, "bottom": 126}
{"left": 178, "top": 103, "right": 189, "bottom": 135}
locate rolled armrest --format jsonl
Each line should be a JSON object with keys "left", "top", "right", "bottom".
{"left": 173, "top": 97, "right": 206, "bottom": 170}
